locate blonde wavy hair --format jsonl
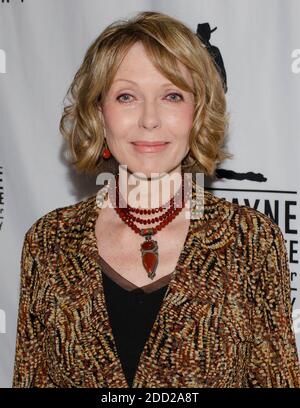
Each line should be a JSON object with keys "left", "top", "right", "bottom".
{"left": 59, "top": 10, "right": 233, "bottom": 179}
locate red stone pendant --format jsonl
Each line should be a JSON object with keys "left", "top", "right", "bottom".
{"left": 140, "top": 228, "right": 158, "bottom": 280}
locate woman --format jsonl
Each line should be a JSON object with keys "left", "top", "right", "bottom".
{"left": 12, "top": 11, "right": 300, "bottom": 388}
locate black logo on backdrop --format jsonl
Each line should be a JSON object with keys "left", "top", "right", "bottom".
{"left": 216, "top": 168, "right": 267, "bottom": 182}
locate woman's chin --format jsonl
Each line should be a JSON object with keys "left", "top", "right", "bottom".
{"left": 128, "top": 168, "right": 170, "bottom": 180}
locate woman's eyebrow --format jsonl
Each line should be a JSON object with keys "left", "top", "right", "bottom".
{"left": 113, "top": 78, "right": 175, "bottom": 87}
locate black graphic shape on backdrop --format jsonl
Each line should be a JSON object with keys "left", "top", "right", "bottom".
{"left": 215, "top": 168, "right": 267, "bottom": 182}
{"left": 196, "top": 23, "right": 228, "bottom": 93}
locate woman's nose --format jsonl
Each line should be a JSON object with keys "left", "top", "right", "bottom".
{"left": 139, "top": 98, "right": 161, "bottom": 129}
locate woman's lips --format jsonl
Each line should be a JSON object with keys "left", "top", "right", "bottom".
{"left": 131, "top": 142, "right": 170, "bottom": 153}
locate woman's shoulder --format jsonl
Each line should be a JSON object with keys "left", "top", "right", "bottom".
{"left": 202, "top": 188, "right": 284, "bottom": 249}
{"left": 199, "top": 190, "right": 285, "bottom": 277}
{"left": 22, "top": 193, "right": 97, "bottom": 255}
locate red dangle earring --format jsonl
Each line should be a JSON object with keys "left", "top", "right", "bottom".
{"left": 102, "top": 138, "right": 111, "bottom": 159}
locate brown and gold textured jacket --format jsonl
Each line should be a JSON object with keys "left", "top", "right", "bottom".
{"left": 12, "top": 180, "right": 300, "bottom": 388}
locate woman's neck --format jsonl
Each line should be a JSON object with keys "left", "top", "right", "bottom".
{"left": 116, "top": 165, "right": 183, "bottom": 209}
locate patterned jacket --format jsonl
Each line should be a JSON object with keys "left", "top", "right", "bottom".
{"left": 12, "top": 180, "right": 300, "bottom": 387}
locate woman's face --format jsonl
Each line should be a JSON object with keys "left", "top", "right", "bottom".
{"left": 99, "top": 41, "right": 195, "bottom": 178}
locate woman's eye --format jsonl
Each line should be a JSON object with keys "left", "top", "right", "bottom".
{"left": 116, "top": 92, "right": 183, "bottom": 104}
{"left": 166, "top": 93, "right": 183, "bottom": 102}
{"left": 117, "top": 93, "right": 133, "bottom": 103}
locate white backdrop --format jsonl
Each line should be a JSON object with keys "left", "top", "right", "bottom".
{"left": 0, "top": 0, "right": 299, "bottom": 388}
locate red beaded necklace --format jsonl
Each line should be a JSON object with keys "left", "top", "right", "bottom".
{"left": 108, "top": 170, "right": 187, "bottom": 280}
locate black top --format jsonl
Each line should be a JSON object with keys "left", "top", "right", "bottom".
{"left": 99, "top": 256, "right": 172, "bottom": 387}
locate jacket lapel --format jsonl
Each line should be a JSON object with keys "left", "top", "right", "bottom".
{"left": 49, "top": 180, "right": 238, "bottom": 387}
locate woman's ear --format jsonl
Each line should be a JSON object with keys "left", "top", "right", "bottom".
{"left": 97, "top": 104, "right": 104, "bottom": 121}
{"left": 96, "top": 95, "right": 103, "bottom": 112}
{"left": 97, "top": 102, "right": 103, "bottom": 113}
{"left": 97, "top": 107, "right": 106, "bottom": 137}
